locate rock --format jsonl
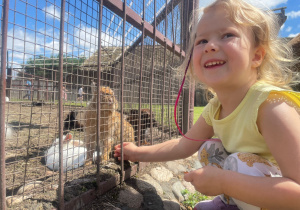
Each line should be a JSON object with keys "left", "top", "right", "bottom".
{"left": 172, "top": 181, "right": 186, "bottom": 202}
{"left": 150, "top": 166, "right": 173, "bottom": 182}
{"left": 163, "top": 199, "right": 181, "bottom": 210}
{"left": 118, "top": 186, "right": 143, "bottom": 209}
{"left": 166, "top": 161, "right": 187, "bottom": 174}
{"left": 6, "top": 195, "right": 32, "bottom": 207}
{"left": 138, "top": 174, "right": 164, "bottom": 195}
{"left": 193, "top": 161, "right": 202, "bottom": 170}
{"left": 84, "top": 152, "right": 204, "bottom": 209}
{"left": 17, "top": 181, "right": 43, "bottom": 195}
{"left": 182, "top": 180, "right": 196, "bottom": 194}
{"left": 142, "top": 193, "right": 164, "bottom": 209}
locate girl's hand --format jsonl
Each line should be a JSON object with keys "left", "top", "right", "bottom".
{"left": 184, "top": 166, "right": 225, "bottom": 196}
{"left": 114, "top": 142, "right": 138, "bottom": 162}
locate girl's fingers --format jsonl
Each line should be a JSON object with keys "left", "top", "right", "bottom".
{"left": 114, "top": 142, "right": 135, "bottom": 160}
{"left": 114, "top": 142, "right": 132, "bottom": 149}
{"left": 183, "top": 171, "right": 193, "bottom": 182}
{"left": 114, "top": 144, "right": 121, "bottom": 149}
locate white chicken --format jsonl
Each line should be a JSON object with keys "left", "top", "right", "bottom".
{"left": 45, "top": 133, "right": 87, "bottom": 172}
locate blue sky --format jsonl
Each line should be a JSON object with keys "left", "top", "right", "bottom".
{"left": 5, "top": 0, "right": 173, "bottom": 69}
{"left": 4, "top": 0, "right": 299, "bottom": 71}
{"left": 278, "top": 0, "right": 300, "bottom": 37}
{"left": 199, "top": 0, "right": 300, "bottom": 38}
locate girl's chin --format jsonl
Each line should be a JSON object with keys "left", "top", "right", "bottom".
{"left": 200, "top": 79, "right": 227, "bottom": 86}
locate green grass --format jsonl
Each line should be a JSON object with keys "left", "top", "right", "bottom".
{"left": 181, "top": 189, "right": 212, "bottom": 208}
{"left": 63, "top": 101, "right": 88, "bottom": 107}
{"left": 124, "top": 104, "right": 178, "bottom": 128}
{"left": 123, "top": 104, "right": 205, "bottom": 127}
{"left": 11, "top": 98, "right": 203, "bottom": 126}
{"left": 193, "top": 106, "right": 205, "bottom": 124}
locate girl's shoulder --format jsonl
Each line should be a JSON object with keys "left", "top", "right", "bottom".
{"left": 266, "top": 91, "right": 300, "bottom": 114}
{"left": 254, "top": 82, "right": 300, "bottom": 114}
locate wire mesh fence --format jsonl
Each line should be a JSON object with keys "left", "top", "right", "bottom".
{"left": 0, "top": 0, "right": 196, "bottom": 209}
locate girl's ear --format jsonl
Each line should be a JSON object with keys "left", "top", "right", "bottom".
{"left": 252, "top": 46, "right": 265, "bottom": 68}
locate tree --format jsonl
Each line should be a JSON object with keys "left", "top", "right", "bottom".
{"left": 20, "top": 54, "right": 86, "bottom": 80}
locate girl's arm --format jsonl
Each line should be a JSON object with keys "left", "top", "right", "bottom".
{"left": 185, "top": 99, "right": 300, "bottom": 209}
{"left": 114, "top": 115, "right": 214, "bottom": 162}
{"left": 227, "top": 99, "right": 300, "bottom": 209}
{"left": 252, "top": 99, "right": 300, "bottom": 208}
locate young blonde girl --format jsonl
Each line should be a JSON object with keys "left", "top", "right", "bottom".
{"left": 115, "top": 0, "right": 300, "bottom": 209}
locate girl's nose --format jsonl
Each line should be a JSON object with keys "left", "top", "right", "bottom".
{"left": 204, "top": 41, "right": 218, "bottom": 53}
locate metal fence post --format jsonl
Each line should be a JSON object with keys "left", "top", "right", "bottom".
{"left": 58, "top": 0, "right": 66, "bottom": 208}
{"left": 182, "top": 0, "right": 198, "bottom": 133}
{"left": 96, "top": 0, "right": 104, "bottom": 189}
{"left": 0, "top": 0, "right": 9, "bottom": 209}
{"left": 120, "top": 0, "right": 127, "bottom": 183}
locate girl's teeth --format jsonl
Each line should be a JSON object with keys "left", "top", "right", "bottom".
{"left": 205, "top": 61, "right": 224, "bottom": 67}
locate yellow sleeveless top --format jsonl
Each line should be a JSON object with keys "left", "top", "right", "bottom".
{"left": 201, "top": 82, "right": 300, "bottom": 163}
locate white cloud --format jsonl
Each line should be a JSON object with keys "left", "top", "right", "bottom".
{"left": 286, "top": 10, "right": 300, "bottom": 19}
{"left": 286, "top": 26, "right": 292, "bottom": 32}
{"left": 101, "top": 32, "right": 122, "bottom": 47}
{"left": 42, "top": 5, "right": 71, "bottom": 21}
{"left": 44, "top": 39, "right": 73, "bottom": 54}
{"left": 38, "top": 27, "right": 60, "bottom": 38}
{"left": 245, "top": 0, "right": 287, "bottom": 9}
{"left": 7, "top": 23, "right": 125, "bottom": 64}
{"left": 7, "top": 28, "right": 42, "bottom": 58}
{"left": 10, "top": 52, "right": 29, "bottom": 61}
{"left": 43, "top": 5, "right": 61, "bottom": 20}
{"left": 75, "top": 25, "right": 99, "bottom": 54}
{"left": 288, "top": 33, "right": 299, "bottom": 37}
{"left": 74, "top": 25, "right": 123, "bottom": 57}
{"left": 7, "top": 27, "right": 73, "bottom": 62}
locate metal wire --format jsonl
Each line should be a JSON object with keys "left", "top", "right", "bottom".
{"left": 0, "top": 0, "right": 194, "bottom": 208}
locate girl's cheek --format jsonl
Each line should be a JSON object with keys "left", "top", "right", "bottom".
{"left": 192, "top": 50, "right": 202, "bottom": 64}
{"left": 193, "top": 66, "right": 204, "bottom": 81}
{"left": 194, "top": 46, "right": 204, "bottom": 57}
{"left": 193, "top": 45, "right": 203, "bottom": 53}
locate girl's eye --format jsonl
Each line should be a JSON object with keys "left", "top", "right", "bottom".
{"left": 223, "top": 33, "right": 235, "bottom": 39}
{"left": 195, "top": 39, "right": 207, "bottom": 45}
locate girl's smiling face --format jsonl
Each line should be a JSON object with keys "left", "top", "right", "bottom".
{"left": 192, "top": 6, "right": 260, "bottom": 91}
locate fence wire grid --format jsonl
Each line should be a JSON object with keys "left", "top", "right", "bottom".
{"left": 0, "top": 0, "right": 197, "bottom": 209}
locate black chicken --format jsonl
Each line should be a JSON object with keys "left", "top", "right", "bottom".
{"left": 63, "top": 111, "right": 84, "bottom": 134}
{"left": 127, "top": 108, "right": 158, "bottom": 144}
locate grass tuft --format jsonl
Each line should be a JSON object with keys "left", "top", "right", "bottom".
{"left": 181, "top": 189, "right": 212, "bottom": 208}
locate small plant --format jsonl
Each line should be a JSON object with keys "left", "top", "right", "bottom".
{"left": 81, "top": 186, "right": 87, "bottom": 192}
{"left": 181, "top": 189, "right": 211, "bottom": 208}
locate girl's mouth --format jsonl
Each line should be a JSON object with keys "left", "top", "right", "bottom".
{"left": 204, "top": 61, "right": 226, "bottom": 68}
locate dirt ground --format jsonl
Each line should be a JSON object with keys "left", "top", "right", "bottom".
{"left": 5, "top": 101, "right": 104, "bottom": 209}
{"left": 4, "top": 101, "right": 173, "bottom": 209}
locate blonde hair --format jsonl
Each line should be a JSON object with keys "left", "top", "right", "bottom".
{"left": 179, "top": 0, "right": 298, "bottom": 97}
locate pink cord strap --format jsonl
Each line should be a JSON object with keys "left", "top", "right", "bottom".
{"left": 174, "top": 50, "right": 220, "bottom": 142}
